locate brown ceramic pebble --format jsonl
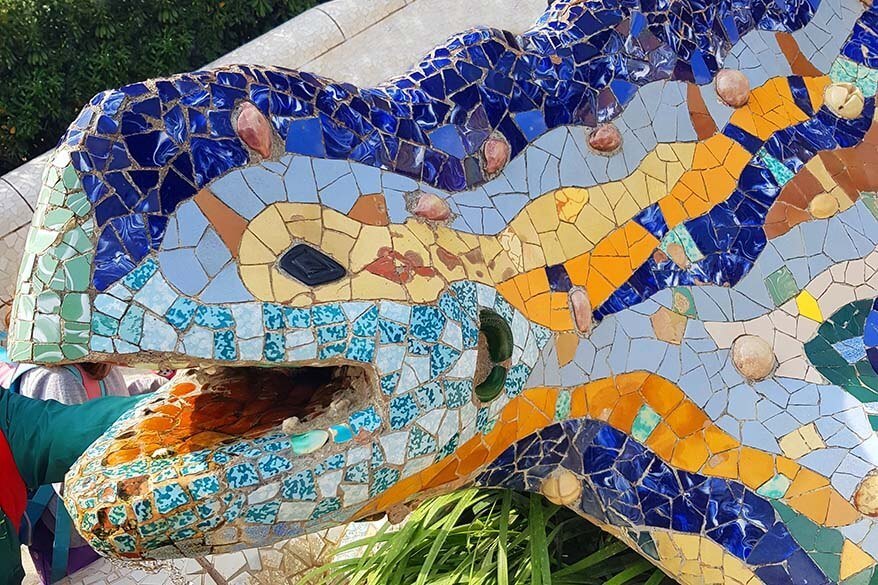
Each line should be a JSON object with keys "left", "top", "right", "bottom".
{"left": 587, "top": 123, "right": 622, "bottom": 153}
{"left": 650, "top": 306, "right": 687, "bottom": 345}
{"left": 666, "top": 243, "right": 689, "bottom": 268}
{"left": 413, "top": 192, "right": 451, "bottom": 221}
{"left": 569, "top": 288, "right": 592, "bottom": 334}
{"left": 731, "top": 334, "right": 776, "bottom": 381}
{"left": 855, "top": 472, "right": 878, "bottom": 516}
{"left": 349, "top": 193, "right": 390, "bottom": 226}
{"left": 541, "top": 469, "right": 582, "bottom": 506}
{"left": 715, "top": 69, "right": 750, "bottom": 108}
{"left": 483, "top": 135, "right": 510, "bottom": 175}
{"left": 236, "top": 102, "right": 273, "bottom": 158}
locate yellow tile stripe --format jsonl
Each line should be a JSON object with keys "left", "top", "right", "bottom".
{"left": 497, "top": 76, "right": 828, "bottom": 330}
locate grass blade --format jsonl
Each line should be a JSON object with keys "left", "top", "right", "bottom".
{"left": 415, "top": 490, "right": 478, "bottom": 585}
{"left": 528, "top": 494, "right": 552, "bottom": 585}
{"left": 498, "top": 490, "right": 511, "bottom": 585}
{"left": 604, "top": 560, "right": 654, "bottom": 585}
{"left": 552, "top": 541, "right": 629, "bottom": 578}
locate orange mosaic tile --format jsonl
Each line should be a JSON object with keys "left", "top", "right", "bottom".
{"left": 359, "top": 373, "right": 858, "bottom": 530}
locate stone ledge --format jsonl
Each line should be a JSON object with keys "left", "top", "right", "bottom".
{"left": 208, "top": 0, "right": 408, "bottom": 69}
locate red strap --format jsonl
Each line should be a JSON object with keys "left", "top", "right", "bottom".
{"left": 0, "top": 429, "right": 27, "bottom": 532}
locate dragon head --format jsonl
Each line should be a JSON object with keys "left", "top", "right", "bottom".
{"left": 12, "top": 0, "right": 878, "bottom": 583}
{"left": 6, "top": 48, "right": 566, "bottom": 555}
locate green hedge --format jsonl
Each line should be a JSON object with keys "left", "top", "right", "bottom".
{"left": 0, "top": 0, "right": 322, "bottom": 175}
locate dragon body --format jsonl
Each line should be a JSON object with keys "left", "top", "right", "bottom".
{"left": 9, "top": 0, "right": 878, "bottom": 582}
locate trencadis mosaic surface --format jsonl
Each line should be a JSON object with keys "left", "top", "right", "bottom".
{"left": 9, "top": 0, "right": 878, "bottom": 582}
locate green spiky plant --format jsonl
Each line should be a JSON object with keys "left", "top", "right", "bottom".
{"left": 303, "top": 488, "right": 673, "bottom": 585}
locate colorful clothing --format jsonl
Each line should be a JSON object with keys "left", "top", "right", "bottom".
{"left": 13, "top": 365, "right": 163, "bottom": 583}
{"left": 0, "top": 388, "right": 141, "bottom": 585}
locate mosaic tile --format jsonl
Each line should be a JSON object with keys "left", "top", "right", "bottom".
{"left": 10, "top": 0, "right": 878, "bottom": 581}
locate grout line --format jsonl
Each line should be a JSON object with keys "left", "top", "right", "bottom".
{"left": 196, "top": 557, "right": 230, "bottom": 585}
{"left": 0, "top": 177, "right": 23, "bottom": 199}
{"left": 0, "top": 223, "right": 29, "bottom": 246}
{"left": 1, "top": 177, "right": 35, "bottom": 212}
{"left": 302, "top": 1, "right": 411, "bottom": 68}
{"left": 316, "top": 7, "right": 347, "bottom": 39}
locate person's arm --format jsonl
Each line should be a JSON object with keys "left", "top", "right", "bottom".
{"left": 0, "top": 389, "right": 143, "bottom": 488}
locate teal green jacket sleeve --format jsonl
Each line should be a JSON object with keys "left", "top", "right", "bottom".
{"left": 0, "top": 389, "right": 142, "bottom": 489}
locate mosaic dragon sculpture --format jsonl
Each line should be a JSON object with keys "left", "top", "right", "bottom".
{"left": 10, "top": 0, "right": 878, "bottom": 581}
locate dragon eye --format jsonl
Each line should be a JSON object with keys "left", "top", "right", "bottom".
{"left": 474, "top": 309, "right": 514, "bottom": 402}
{"left": 278, "top": 243, "right": 347, "bottom": 286}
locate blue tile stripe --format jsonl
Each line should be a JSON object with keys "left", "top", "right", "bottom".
{"left": 787, "top": 76, "right": 815, "bottom": 116}
{"left": 63, "top": 0, "right": 824, "bottom": 291}
{"left": 478, "top": 419, "right": 830, "bottom": 585}
{"left": 842, "top": 3, "right": 878, "bottom": 68}
{"left": 723, "top": 123, "right": 763, "bottom": 155}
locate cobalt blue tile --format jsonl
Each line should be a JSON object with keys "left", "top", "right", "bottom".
{"left": 746, "top": 522, "right": 800, "bottom": 564}
{"left": 285, "top": 117, "right": 326, "bottom": 157}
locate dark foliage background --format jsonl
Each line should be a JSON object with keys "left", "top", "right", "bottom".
{"left": 0, "top": 0, "right": 322, "bottom": 174}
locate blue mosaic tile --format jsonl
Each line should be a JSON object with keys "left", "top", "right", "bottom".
{"left": 213, "top": 330, "right": 237, "bottom": 360}
{"left": 258, "top": 454, "right": 293, "bottom": 479}
{"left": 369, "top": 468, "right": 401, "bottom": 497}
{"left": 444, "top": 380, "right": 473, "bottom": 409}
{"left": 349, "top": 406, "right": 382, "bottom": 433}
{"left": 165, "top": 297, "right": 198, "bottom": 330}
{"left": 410, "top": 306, "right": 445, "bottom": 342}
{"left": 310, "top": 498, "right": 342, "bottom": 520}
{"left": 346, "top": 337, "right": 376, "bottom": 362}
{"left": 264, "top": 332, "right": 285, "bottom": 362}
{"left": 344, "top": 461, "right": 369, "bottom": 483}
{"left": 284, "top": 307, "right": 311, "bottom": 328}
{"left": 226, "top": 463, "right": 260, "bottom": 488}
{"left": 407, "top": 427, "right": 437, "bottom": 457}
{"left": 245, "top": 502, "right": 280, "bottom": 524}
{"left": 263, "top": 303, "right": 285, "bottom": 330}
{"left": 312, "top": 304, "right": 345, "bottom": 326}
{"left": 389, "top": 394, "right": 421, "bottom": 430}
{"left": 189, "top": 475, "right": 220, "bottom": 500}
{"left": 281, "top": 470, "right": 318, "bottom": 500}
{"left": 195, "top": 305, "right": 234, "bottom": 329}
{"left": 152, "top": 484, "right": 189, "bottom": 515}
{"left": 379, "top": 319, "right": 406, "bottom": 343}
{"left": 415, "top": 381, "right": 444, "bottom": 409}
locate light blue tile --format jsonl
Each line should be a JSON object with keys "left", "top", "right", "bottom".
{"left": 195, "top": 228, "right": 232, "bottom": 277}
{"left": 284, "top": 156, "right": 318, "bottom": 203}
{"left": 174, "top": 200, "right": 209, "bottom": 248}
{"left": 158, "top": 249, "right": 208, "bottom": 296}
{"left": 211, "top": 170, "right": 266, "bottom": 220}
{"left": 244, "top": 167, "right": 286, "bottom": 205}
{"left": 201, "top": 263, "right": 254, "bottom": 303}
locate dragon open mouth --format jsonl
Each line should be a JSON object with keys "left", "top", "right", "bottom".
{"left": 102, "top": 364, "right": 378, "bottom": 469}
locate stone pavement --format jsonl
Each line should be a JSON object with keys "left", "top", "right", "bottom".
{"left": 6, "top": 0, "right": 543, "bottom": 582}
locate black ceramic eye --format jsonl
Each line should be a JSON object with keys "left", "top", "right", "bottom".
{"left": 278, "top": 244, "right": 346, "bottom": 286}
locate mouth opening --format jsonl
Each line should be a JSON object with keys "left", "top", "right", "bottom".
{"left": 104, "top": 364, "right": 375, "bottom": 467}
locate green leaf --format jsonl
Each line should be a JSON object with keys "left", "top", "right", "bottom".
{"left": 497, "top": 491, "right": 511, "bottom": 585}
{"left": 528, "top": 494, "right": 552, "bottom": 585}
